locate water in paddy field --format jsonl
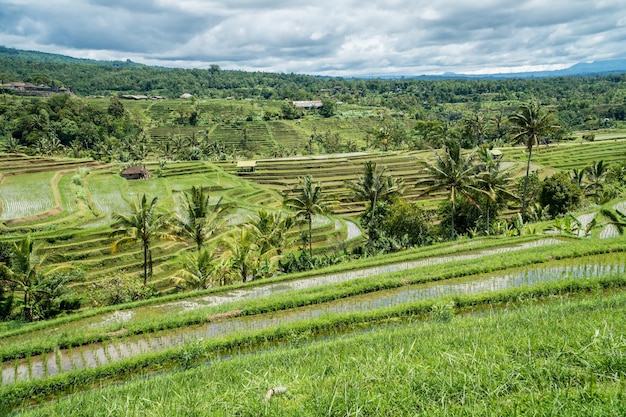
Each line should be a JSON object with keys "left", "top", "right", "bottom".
{"left": 3, "top": 255, "right": 622, "bottom": 385}
{"left": 128, "top": 238, "right": 566, "bottom": 320}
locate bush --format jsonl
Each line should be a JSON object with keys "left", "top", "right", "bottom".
{"left": 539, "top": 172, "right": 582, "bottom": 218}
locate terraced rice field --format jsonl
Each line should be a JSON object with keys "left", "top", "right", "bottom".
{"left": 0, "top": 171, "right": 56, "bottom": 220}
{"left": 0, "top": 154, "right": 358, "bottom": 296}
{"left": 1, "top": 235, "right": 623, "bottom": 391}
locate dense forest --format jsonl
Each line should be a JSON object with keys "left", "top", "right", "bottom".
{"left": 2, "top": 46, "right": 626, "bottom": 163}
{"left": 1, "top": 46, "right": 626, "bottom": 131}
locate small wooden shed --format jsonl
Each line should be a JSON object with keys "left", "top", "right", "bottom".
{"left": 236, "top": 160, "right": 257, "bottom": 172}
{"left": 120, "top": 165, "right": 152, "bottom": 180}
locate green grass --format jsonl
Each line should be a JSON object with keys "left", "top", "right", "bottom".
{"left": 11, "top": 287, "right": 626, "bottom": 416}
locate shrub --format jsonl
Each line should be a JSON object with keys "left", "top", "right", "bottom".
{"left": 539, "top": 172, "right": 582, "bottom": 218}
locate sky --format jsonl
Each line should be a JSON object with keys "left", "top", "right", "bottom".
{"left": 1, "top": 0, "right": 626, "bottom": 77}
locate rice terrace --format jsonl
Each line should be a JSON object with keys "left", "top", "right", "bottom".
{"left": 1, "top": 49, "right": 626, "bottom": 415}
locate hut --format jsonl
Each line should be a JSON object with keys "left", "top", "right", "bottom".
{"left": 236, "top": 160, "right": 257, "bottom": 172}
{"left": 120, "top": 165, "right": 152, "bottom": 180}
{"left": 292, "top": 100, "right": 323, "bottom": 110}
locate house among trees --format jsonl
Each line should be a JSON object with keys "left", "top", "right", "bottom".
{"left": 292, "top": 100, "right": 323, "bottom": 110}
{"left": 0, "top": 81, "right": 72, "bottom": 97}
{"left": 120, "top": 165, "right": 152, "bottom": 180}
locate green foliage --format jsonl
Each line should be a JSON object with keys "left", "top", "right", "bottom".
{"left": 318, "top": 99, "right": 336, "bottom": 118}
{"left": 509, "top": 100, "right": 560, "bottom": 219}
{"left": 430, "top": 300, "right": 455, "bottom": 322}
{"left": 284, "top": 176, "right": 334, "bottom": 257}
{"left": 539, "top": 172, "right": 582, "bottom": 218}
{"left": 380, "top": 199, "right": 435, "bottom": 247}
{"left": 346, "top": 161, "right": 404, "bottom": 251}
{"left": 88, "top": 275, "right": 158, "bottom": 306}
{"left": 110, "top": 194, "right": 177, "bottom": 286}
{"left": 0, "top": 236, "right": 73, "bottom": 321}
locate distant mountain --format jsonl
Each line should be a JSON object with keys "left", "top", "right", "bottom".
{"left": 1, "top": 45, "right": 625, "bottom": 80}
{"left": 385, "top": 59, "right": 626, "bottom": 80}
{"left": 0, "top": 46, "right": 144, "bottom": 68}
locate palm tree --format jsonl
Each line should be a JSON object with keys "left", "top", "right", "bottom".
{"left": 584, "top": 160, "right": 609, "bottom": 203}
{"left": 172, "top": 249, "right": 218, "bottom": 290}
{"left": 475, "top": 146, "right": 517, "bottom": 234}
{"left": 218, "top": 226, "right": 267, "bottom": 282}
{"left": 570, "top": 168, "right": 587, "bottom": 189}
{"left": 248, "top": 209, "right": 295, "bottom": 256}
{"left": 174, "top": 186, "right": 225, "bottom": 252}
{"left": 508, "top": 101, "right": 559, "bottom": 219}
{"left": 418, "top": 141, "right": 486, "bottom": 240}
{"left": 0, "top": 236, "right": 70, "bottom": 321}
{"left": 110, "top": 194, "right": 176, "bottom": 286}
{"left": 284, "top": 175, "right": 334, "bottom": 258}
{"left": 345, "top": 161, "right": 404, "bottom": 251}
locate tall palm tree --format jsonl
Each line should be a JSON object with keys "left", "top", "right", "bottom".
{"left": 418, "top": 141, "right": 486, "bottom": 240}
{"left": 174, "top": 186, "right": 225, "bottom": 252}
{"left": 508, "top": 101, "right": 559, "bottom": 219}
{"left": 475, "top": 147, "right": 517, "bottom": 234}
{"left": 345, "top": 161, "right": 404, "bottom": 251}
{"left": 284, "top": 175, "right": 334, "bottom": 258}
{"left": 111, "top": 194, "right": 176, "bottom": 286}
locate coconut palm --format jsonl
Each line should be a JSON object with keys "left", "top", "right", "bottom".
{"left": 346, "top": 161, "right": 404, "bottom": 251}
{"left": 508, "top": 101, "right": 559, "bottom": 219}
{"left": 0, "top": 236, "right": 70, "bottom": 321}
{"left": 171, "top": 248, "right": 218, "bottom": 290}
{"left": 570, "top": 168, "right": 587, "bottom": 189}
{"left": 111, "top": 194, "right": 176, "bottom": 286}
{"left": 248, "top": 209, "right": 295, "bottom": 256}
{"left": 218, "top": 226, "right": 266, "bottom": 282}
{"left": 475, "top": 146, "right": 517, "bottom": 234}
{"left": 584, "top": 160, "right": 610, "bottom": 203}
{"left": 284, "top": 175, "right": 334, "bottom": 258}
{"left": 418, "top": 141, "right": 486, "bottom": 240}
{"left": 174, "top": 186, "right": 225, "bottom": 252}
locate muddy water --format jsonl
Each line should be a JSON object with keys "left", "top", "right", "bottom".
{"left": 4, "top": 254, "right": 621, "bottom": 385}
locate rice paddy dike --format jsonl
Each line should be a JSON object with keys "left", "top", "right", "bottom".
{"left": 1, "top": 233, "right": 626, "bottom": 414}
{"left": 1, "top": 136, "right": 626, "bottom": 414}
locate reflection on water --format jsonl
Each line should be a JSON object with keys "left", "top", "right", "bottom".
{"left": 5, "top": 253, "right": 621, "bottom": 385}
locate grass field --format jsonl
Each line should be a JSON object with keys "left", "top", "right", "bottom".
{"left": 8, "top": 285, "right": 626, "bottom": 416}
{"left": 1, "top": 143, "right": 626, "bottom": 414}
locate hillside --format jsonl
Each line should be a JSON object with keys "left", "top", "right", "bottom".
{"left": 1, "top": 48, "right": 626, "bottom": 415}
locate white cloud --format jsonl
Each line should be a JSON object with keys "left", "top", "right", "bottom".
{"left": 0, "top": 0, "right": 625, "bottom": 75}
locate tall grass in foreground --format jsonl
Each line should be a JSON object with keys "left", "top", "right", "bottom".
{"left": 15, "top": 291, "right": 626, "bottom": 417}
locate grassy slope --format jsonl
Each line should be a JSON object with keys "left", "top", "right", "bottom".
{"left": 16, "top": 289, "right": 626, "bottom": 416}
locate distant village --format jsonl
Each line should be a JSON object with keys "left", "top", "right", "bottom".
{"left": 0, "top": 81, "right": 72, "bottom": 97}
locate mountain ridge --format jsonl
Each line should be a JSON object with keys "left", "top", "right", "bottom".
{"left": 1, "top": 45, "right": 626, "bottom": 80}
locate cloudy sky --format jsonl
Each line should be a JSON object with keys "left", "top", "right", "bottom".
{"left": 1, "top": 0, "right": 625, "bottom": 76}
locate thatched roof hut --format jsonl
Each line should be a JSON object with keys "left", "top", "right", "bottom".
{"left": 120, "top": 165, "right": 152, "bottom": 180}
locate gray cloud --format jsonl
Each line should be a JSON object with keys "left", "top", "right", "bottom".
{"left": 1, "top": 0, "right": 625, "bottom": 75}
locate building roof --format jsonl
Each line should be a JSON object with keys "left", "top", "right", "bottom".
{"left": 292, "top": 100, "right": 323, "bottom": 108}
{"left": 121, "top": 165, "right": 150, "bottom": 175}
{"left": 236, "top": 160, "right": 257, "bottom": 168}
